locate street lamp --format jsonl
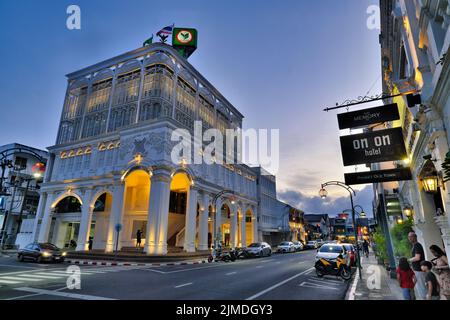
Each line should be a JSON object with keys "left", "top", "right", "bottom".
{"left": 319, "top": 181, "right": 362, "bottom": 279}
{"left": 403, "top": 205, "right": 413, "bottom": 218}
{"left": 421, "top": 176, "right": 438, "bottom": 193}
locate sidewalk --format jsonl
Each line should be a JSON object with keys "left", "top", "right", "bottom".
{"left": 346, "top": 253, "right": 403, "bottom": 300}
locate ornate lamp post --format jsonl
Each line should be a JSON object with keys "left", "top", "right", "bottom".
{"left": 319, "top": 181, "right": 362, "bottom": 279}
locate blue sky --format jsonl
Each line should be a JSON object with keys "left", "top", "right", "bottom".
{"left": 0, "top": 0, "right": 381, "bottom": 216}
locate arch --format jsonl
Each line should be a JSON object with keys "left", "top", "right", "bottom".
{"left": 91, "top": 68, "right": 114, "bottom": 83}
{"left": 51, "top": 190, "right": 83, "bottom": 209}
{"left": 171, "top": 166, "right": 195, "bottom": 185}
{"left": 116, "top": 59, "right": 142, "bottom": 75}
{"left": 89, "top": 189, "right": 114, "bottom": 209}
{"left": 121, "top": 164, "right": 153, "bottom": 181}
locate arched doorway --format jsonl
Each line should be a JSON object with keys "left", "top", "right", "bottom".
{"left": 121, "top": 169, "right": 151, "bottom": 249}
{"left": 220, "top": 203, "right": 231, "bottom": 247}
{"left": 49, "top": 195, "right": 82, "bottom": 249}
{"left": 245, "top": 208, "right": 254, "bottom": 246}
{"left": 168, "top": 172, "right": 190, "bottom": 249}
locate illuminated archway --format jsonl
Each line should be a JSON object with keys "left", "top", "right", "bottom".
{"left": 169, "top": 172, "right": 191, "bottom": 248}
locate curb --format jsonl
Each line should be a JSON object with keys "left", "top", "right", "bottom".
{"left": 345, "top": 269, "right": 360, "bottom": 300}
{"left": 65, "top": 259, "right": 209, "bottom": 267}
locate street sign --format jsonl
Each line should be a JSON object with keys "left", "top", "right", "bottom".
{"left": 344, "top": 168, "right": 412, "bottom": 185}
{"left": 337, "top": 103, "right": 400, "bottom": 130}
{"left": 115, "top": 223, "right": 122, "bottom": 233}
{"left": 339, "top": 127, "right": 407, "bottom": 166}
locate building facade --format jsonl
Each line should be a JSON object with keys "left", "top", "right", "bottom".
{"left": 32, "top": 43, "right": 261, "bottom": 255}
{"left": 376, "top": 0, "right": 450, "bottom": 259}
{"left": 0, "top": 143, "right": 48, "bottom": 248}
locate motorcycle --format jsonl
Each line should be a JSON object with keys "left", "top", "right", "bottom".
{"left": 208, "top": 246, "right": 236, "bottom": 263}
{"left": 233, "top": 247, "right": 248, "bottom": 259}
{"left": 314, "top": 254, "right": 352, "bottom": 280}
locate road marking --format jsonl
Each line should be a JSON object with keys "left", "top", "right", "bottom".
{"left": 13, "top": 287, "right": 116, "bottom": 300}
{"left": 307, "top": 278, "right": 341, "bottom": 286}
{"left": 175, "top": 282, "right": 193, "bottom": 288}
{"left": 246, "top": 267, "right": 314, "bottom": 300}
{"left": 255, "top": 266, "right": 263, "bottom": 269}
{"left": 299, "top": 282, "right": 339, "bottom": 290}
{"left": 143, "top": 268, "right": 167, "bottom": 274}
{"left": 0, "top": 279, "right": 21, "bottom": 284}
{"left": 0, "top": 264, "right": 50, "bottom": 269}
{"left": 18, "top": 274, "right": 63, "bottom": 279}
{"left": 0, "top": 276, "right": 41, "bottom": 282}
{"left": 275, "top": 262, "right": 281, "bottom": 264}
{"left": 226, "top": 272, "right": 237, "bottom": 275}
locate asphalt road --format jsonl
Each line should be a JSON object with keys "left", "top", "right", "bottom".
{"left": 0, "top": 250, "right": 351, "bottom": 300}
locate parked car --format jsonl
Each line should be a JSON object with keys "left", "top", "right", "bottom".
{"left": 244, "top": 242, "right": 272, "bottom": 257}
{"left": 292, "top": 241, "right": 304, "bottom": 251}
{"left": 18, "top": 242, "right": 67, "bottom": 263}
{"left": 341, "top": 243, "right": 357, "bottom": 267}
{"left": 304, "top": 241, "right": 319, "bottom": 249}
{"left": 277, "top": 241, "right": 295, "bottom": 253}
{"left": 315, "top": 244, "right": 349, "bottom": 264}
{"left": 315, "top": 239, "right": 324, "bottom": 247}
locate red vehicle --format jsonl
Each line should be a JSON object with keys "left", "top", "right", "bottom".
{"left": 341, "top": 243, "right": 356, "bottom": 267}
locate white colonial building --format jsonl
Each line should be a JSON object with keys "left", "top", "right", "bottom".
{"left": 376, "top": 0, "right": 450, "bottom": 259}
{"left": 32, "top": 43, "right": 261, "bottom": 255}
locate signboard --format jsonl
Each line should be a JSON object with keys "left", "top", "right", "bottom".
{"left": 337, "top": 103, "right": 400, "bottom": 130}
{"left": 340, "top": 127, "right": 407, "bottom": 166}
{"left": 344, "top": 168, "right": 412, "bottom": 185}
{"left": 172, "top": 28, "right": 198, "bottom": 58}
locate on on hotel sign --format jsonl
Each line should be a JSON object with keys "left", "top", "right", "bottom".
{"left": 339, "top": 127, "right": 407, "bottom": 166}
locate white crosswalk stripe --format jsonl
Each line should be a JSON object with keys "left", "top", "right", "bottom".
{"left": 0, "top": 265, "right": 147, "bottom": 286}
{"left": 298, "top": 276, "right": 345, "bottom": 290}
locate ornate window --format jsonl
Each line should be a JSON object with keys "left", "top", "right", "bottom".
{"left": 63, "top": 86, "right": 87, "bottom": 120}
{"left": 142, "top": 64, "right": 174, "bottom": 100}
{"left": 81, "top": 111, "right": 107, "bottom": 138}
{"left": 87, "top": 78, "right": 112, "bottom": 113}
{"left": 108, "top": 104, "right": 137, "bottom": 132}
{"left": 113, "top": 70, "right": 141, "bottom": 106}
{"left": 199, "top": 96, "right": 215, "bottom": 130}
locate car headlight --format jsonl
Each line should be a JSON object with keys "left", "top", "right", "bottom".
{"left": 42, "top": 251, "right": 52, "bottom": 257}
{"left": 62, "top": 252, "right": 67, "bottom": 256}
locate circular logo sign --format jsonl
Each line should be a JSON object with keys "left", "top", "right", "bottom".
{"left": 176, "top": 30, "right": 193, "bottom": 44}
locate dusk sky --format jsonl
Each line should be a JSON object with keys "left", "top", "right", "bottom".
{"left": 0, "top": 0, "right": 382, "bottom": 216}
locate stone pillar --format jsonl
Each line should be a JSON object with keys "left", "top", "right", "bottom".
{"left": 230, "top": 205, "right": 238, "bottom": 248}
{"left": 214, "top": 199, "right": 222, "bottom": 246}
{"left": 37, "top": 193, "right": 56, "bottom": 243}
{"left": 198, "top": 193, "right": 209, "bottom": 251}
{"left": 31, "top": 191, "right": 47, "bottom": 241}
{"left": 184, "top": 186, "right": 198, "bottom": 252}
{"left": 144, "top": 169, "right": 171, "bottom": 255}
{"left": 105, "top": 184, "right": 125, "bottom": 252}
{"left": 252, "top": 207, "right": 258, "bottom": 243}
{"left": 240, "top": 210, "right": 247, "bottom": 248}
{"left": 76, "top": 190, "right": 94, "bottom": 251}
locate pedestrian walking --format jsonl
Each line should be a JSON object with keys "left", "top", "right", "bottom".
{"left": 421, "top": 261, "right": 441, "bottom": 300}
{"left": 408, "top": 232, "right": 427, "bottom": 299}
{"left": 362, "top": 239, "right": 369, "bottom": 258}
{"left": 430, "top": 244, "right": 450, "bottom": 300}
{"left": 396, "top": 257, "right": 416, "bottom": 300}
{"left": 136, "top": 229, "right": 142, "bottom": 248}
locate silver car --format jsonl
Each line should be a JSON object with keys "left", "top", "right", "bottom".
{"left": 245, "top": 242, "right": 272, "bottom": 257}
{"left": 292, "top": 241, "right": 304, "bottom": 251}
{"left": 277, "top": 241, "right": 296, "bottom": 253}
{"left": 315, "top": 244, "right": 349, "bottom": 264}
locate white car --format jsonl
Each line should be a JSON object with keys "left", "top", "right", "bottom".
{"left": 277, "top": 241, "right": 295, "bottom": 253}
{"left": 305, "top": 241, "right": 319, "bottom": 249}
{"left": 315, "top": 239, "right": 324, "bottom": 247}
{"left": 315, "top": 244, "right": 349, "bottom": 264}
{"left": 292, "top": 241, "right": 304, "bottom": 251}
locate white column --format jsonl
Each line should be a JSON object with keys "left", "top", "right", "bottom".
{"left": 105, "top": 184, "right": 125, "bottom": 252}
{"left": 240, "top": 210, "right": 247, "bottom": 247}
{"left": 198, "top": 193, "right": 209, "bottom": 251}
{"left": 145, "top": 170, "right": 171, "bottom": 255}
{"left": 37, "top": 193, "right": 56, "bottom": 243}
{"left": 214, "top": 199, "right": 222, "bottom": 246}
{"left": 31, "top": 192, "right": 47, "bottom": 241}
{"left": 76, "top": 190, "right": 94, "bottom": 251}
{"left": 252, "top": 207, "right": 258, "bottom": 243}
{"left": 230, "top": 205, "right": 238, "bottom": 248}
{"left": 184, "top": 187, "right": 198, "bottom": 252}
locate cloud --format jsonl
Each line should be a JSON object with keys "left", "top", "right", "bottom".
{"left": 278, "top": 185, "right": 374, "bottom": 217}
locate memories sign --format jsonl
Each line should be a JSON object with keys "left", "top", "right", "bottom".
{"left": 339, "top": 127, "right": 407, "bottom": 166}
{"left": 344, "top": 168, "right": 412, "bottom": 185}
{"left": 337, "top": 103, "right": 400, "bottom": 130}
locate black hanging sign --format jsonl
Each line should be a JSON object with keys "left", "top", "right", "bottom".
{"left": 337, "top": 103, "right": 400, "bottom": 130}
{"left": 340, "top": 127, "right": 407, "bottom": 166}
{"left": 344, "top": 168, "right": 412, "bottom": 185}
